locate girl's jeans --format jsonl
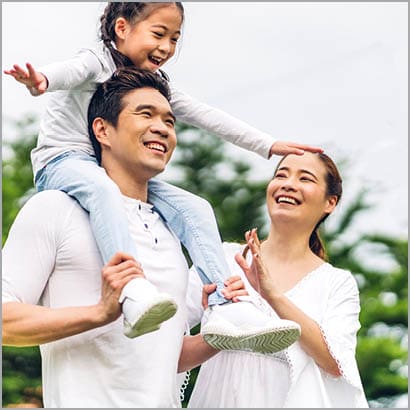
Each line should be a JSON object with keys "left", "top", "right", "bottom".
{"left": 35, "top": 151, "right": 229, "bottom": 305}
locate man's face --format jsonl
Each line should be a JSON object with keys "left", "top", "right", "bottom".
{"left": 102, "top": 87, "right": 177, "bottom": 181}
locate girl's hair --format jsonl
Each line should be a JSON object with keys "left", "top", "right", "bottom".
{"left": 99, "top": 2, "right": 184, "bottom": 74}
{"left": 243, "top": 153, "right": 343, "bottom": 261}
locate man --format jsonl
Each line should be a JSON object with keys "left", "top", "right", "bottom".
{"left": 2, "top": 68, "right": 295, "bottom": 407}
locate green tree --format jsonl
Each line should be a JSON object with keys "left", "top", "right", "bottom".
{"left": 2, "top": 347, "right": 43, "bottom": 407}
{"left": 169, "top": 123, "right": 269, "bottom": 241}
{"left": 2, "top": 116, "right": 42, "bottom": 407}
{"left": 322, "top": 191, "right": 408, "bottom": 406}
{"left": 2, "top": 116, "right": 37, "bottom": 244}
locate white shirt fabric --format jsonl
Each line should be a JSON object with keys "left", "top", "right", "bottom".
{"left": 31, "top": 43, "right": 276, "bottom": 176}
{"left": 2, "top": 190, "right": 190, "bottom": 408}
{"left": 185, "top": 242, "right": 369, "bottom": 408}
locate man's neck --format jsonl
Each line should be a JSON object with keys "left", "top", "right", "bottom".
{"left": 118, "top": 181, "right": 149, "bottom": 203}
{"left": 102, "top": 163, "right": 150, "bottom": 203}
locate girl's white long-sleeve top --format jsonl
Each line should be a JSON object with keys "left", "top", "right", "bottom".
{"left": 30, "top": 43, "right": 276, "bottom": 177}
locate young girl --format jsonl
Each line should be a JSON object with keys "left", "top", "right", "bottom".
{"left": 5, "top": 2, "right": 319, "bottom": 349}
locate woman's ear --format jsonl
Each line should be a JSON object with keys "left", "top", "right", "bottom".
{"left": 92, "top": 118, "right": 111, "bottom": 149}
{"left": 114, "top": 17, "right": 129, "bottom": 40}
{"left": 324, "top": 195, "right": 338, "bottom": 215}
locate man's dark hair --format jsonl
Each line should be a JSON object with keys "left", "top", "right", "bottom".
{"left": 87, "top": 67, "right": 171, "bottom": 164}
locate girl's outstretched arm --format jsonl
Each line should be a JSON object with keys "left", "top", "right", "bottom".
{"left": 4, "top": 49, "right": 103, "bottom": 96}
{"left": 170, "top": 84, "right": 323, "bottom": 159}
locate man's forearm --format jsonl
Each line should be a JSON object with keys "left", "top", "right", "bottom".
{"left": 178, "top": 334, "right": 219, "bottom": 373}
{"left": 2, "top": 302, "right": 109, "bottom": 347}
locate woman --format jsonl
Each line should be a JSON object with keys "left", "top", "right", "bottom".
{"left": 181, "top": 152, "right": 368, "bottom": 408}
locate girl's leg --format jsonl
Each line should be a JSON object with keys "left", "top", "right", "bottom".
{"left": 148, "top": 178, "right": 302, "bottom": 353}
{"left": 148, "top": 179, "right": 229, "bottom": 306}
{"left": 35, "top": 152, "right": 138, "bottom": 264}
{"left": 36, "top": 152, "right": 177, "bottom": 338}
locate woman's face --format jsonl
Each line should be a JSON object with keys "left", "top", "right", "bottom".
{"left": 266, "top": 153, "right": 337, "bottom": 228}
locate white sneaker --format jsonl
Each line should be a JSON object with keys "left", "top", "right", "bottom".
{"left": 121, "top": 278, "right": 178, "bottom": 338}
{"left": 200, "top": 298, "right": 301, "bottom": 353}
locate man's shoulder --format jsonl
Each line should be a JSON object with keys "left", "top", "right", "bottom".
{"left": 13, "top": 191, "right": 94, "bottom": 243}
{"left": 6, "top": 191, "right": 88, "bottom": 244}
{"left": 22, "top": 190, "right": 82, "bottom": 218}
{"left": 27, "top": 190, "right": 77, "bottom": 206}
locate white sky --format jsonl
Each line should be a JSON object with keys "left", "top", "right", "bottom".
{"left": 2, "top": 2, "right": 408, "bottom": 244}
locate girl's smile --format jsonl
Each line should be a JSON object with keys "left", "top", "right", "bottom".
{"left": 115, "top": 4, "right": 182, "bottom": 72}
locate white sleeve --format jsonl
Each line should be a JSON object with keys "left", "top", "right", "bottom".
{"left": 185, "top": 266, "right": 205, "bottom": 329}
{"left": 319, "top": 269, "right": 365, "bottom": 390}
{"left": 2, "top": 192, "right": 73, "bottom": 305}
{"left": 169, "top": 83, "right": 276, "bottom": 159}
{"left": 39, "top": 48, "right": 106, "bottom": 92}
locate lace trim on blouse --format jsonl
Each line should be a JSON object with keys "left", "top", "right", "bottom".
{"left": 318, "top": 323, "right": 365, "bottom": 407}
{"left": 282, "top": 348, "right": 294, "bottom": 408}
{"left": 318, "top": 324, "right": 347, "bottom": 379}
{"left": 179, "top": 370, "right": 191, "bottom": 403}
{"left": 285, "top": 262, "right": 330, "bottom": 297}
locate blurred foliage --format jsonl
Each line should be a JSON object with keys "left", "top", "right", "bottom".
{"left": 2, "top": 347, "right": 43, "bottom": 408}
{"left": 169, "top": 123, "right": 269, "bottom": 241}
{"left": 2, "top": 116, "right": 37, "bottom": 245}
{"left": 2, "top": 119, "right": 407, "bottom": 408}
{"left": 2, "top": 116, "right": 42, "bottom": 408}
{"left": 323, "top": 198, "right": 408, "bottom": 407}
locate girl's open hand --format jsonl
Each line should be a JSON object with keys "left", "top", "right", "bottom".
{"left": 269, "top": 141, "right": 323, "bottom": 157}
{"left": 4, "top": 62, "right": 48, "bottom": 96}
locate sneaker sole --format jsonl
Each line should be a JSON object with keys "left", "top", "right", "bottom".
{"left": 202, "top": 326, "right": 301, "bottom": 353}
{"left": 124, "top": 299, "right": 178, "bottom": 339}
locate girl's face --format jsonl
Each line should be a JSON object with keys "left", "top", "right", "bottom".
{"left": 115, "top": 5, "right": 182, "bottom": 71}
{"left": 266, "top": 153, "right": 337, "bottom": 228}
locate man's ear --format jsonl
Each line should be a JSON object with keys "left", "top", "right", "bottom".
{"left": 114, "top": 17, "right": 129, "bottom": 41}
{"left": 92, "top": 118, "right": 111, "bottom": 149}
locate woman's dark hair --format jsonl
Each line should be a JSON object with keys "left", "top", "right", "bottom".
{"left": 243, "top": 153, "right": 342, "bottom": 261}
{"left": 87, "top": 67, "right": 171, "bottom": 164}
{"left": 99, "top": 1, "right": 184, "bottom": 75}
